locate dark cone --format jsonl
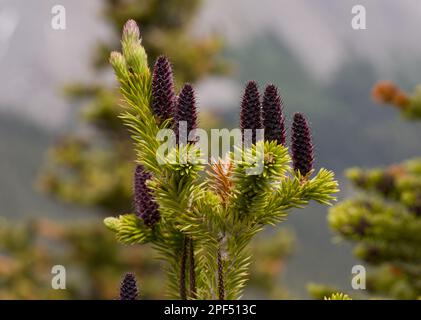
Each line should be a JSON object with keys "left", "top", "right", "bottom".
{"left": 120, "top": 272, "right": 138, "bottom": 300}
{"left": 152, "top": 56, "right": 175, "bottom": 122}
{"left": 291, "top": 112, "right": 314, "bottom": 176}
{"left": 240, "top": 81, "right": 262, "bottom": 145}
{"left": 134, "top": 165, "right": 160, "bottom": 227}
{"left": 174, "top": 84, "right": 198, "bottom": 144}
{"left": 262, "top": 84, "right": 286, "bottom": 145}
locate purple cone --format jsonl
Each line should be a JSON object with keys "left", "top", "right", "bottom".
{"left": 152, "top": 56, "right": 175, "bottom": 122}
{"left": 291, "top": 112, "right": 314, "bottom": 176}
{"left": 174, "top": 84, "right": 198, "bottom": 144}
{"left": 240, "top": 81, "right": 263, "bottom": 145}
{"left": 120, "top": 272, "right": 138, "bottom": 300}
{"left": 262, "top": 84, "right": 286, "bottom": 145}
{"left": 134, "top": 165, "right": 160, "bottom": 227}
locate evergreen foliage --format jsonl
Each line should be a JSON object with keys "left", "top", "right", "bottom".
{"left": 324, "top": 293, "right": 352, "bottom": 300}
{"left": 328, "top": 82, "right": 421, "bottom": 299}
{"left": 105, "top": 20, "right": 338, "bottom": 299}
{"left": 38, "top": 0, "right": 225, "bottom": 213}
{"left": 26, "top": 1, "right": 296, "bottom": 299}
{"left": 0, "top": 5, "right": 295, "bottom": 303}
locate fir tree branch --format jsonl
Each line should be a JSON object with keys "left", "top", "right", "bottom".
{"left": 106, "top": 19, "right": 339, "bottom": 300}
{"left": 104, "top": 214, "right": 154, "bottom": 245}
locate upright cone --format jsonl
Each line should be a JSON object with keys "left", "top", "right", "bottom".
{"left": 134, "top": 165, "right": 160, "bottom": 227}
{"left": 240, "top": 81, "right": 262, "bottom": 145}
{"left": 291, "top": 112, "right": 314, "bottom": 177}
{"left": 152, "top": 56, "right": 176, "bottom": 122}
{"left": 262, "top": 84, "right": 286, "bottom": 145}
{"left": 174, "top": 83, "right": 198, "bottom": 144}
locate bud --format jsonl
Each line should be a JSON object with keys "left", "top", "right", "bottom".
{"left": 121, "top": 20, "right": 148, "bottom": 75}
{"left": 122, "top": 19, "right": 140, "bottom": 43}
{"left": 103, "top": 217, "right": 120, "bottom": 232}
{"left": 109, "top": 51, "right": 127, "bottom": 79}
{"left": 262, "top": 84, "right": 286, "bottom": 145}
{"left": 123, "top": 42, "right": 148, "bottom": 75}
{"left": 291, "top": 112, "right": 314, "bottom": 177}
{"left": 120, "top": 272, "right": 138, "bottom": 300}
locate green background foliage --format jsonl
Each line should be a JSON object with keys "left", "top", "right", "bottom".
{"left": 326, "top": 84, "right": 421, "bottom": 300}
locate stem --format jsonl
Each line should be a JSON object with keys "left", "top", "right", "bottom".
{"left": 179, "top": 236, "right": 188, "bottom": 300}
{"left": 189, "top": 238, "right": 197, "bottom": 298}
{"left": 217, "top": 247, "right": 225, "bottom": 300}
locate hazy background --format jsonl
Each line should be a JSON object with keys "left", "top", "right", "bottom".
{"left": 1, "top": 0, "right": 421, "bottom": 297}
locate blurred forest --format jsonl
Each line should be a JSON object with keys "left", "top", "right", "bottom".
{"left": 325, "top": 83, "right": 421, "bottom": 299}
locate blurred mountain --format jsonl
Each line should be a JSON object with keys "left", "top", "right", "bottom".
{"left": 196, "top": 0, "right": 421, "bottom": 82}
{"left": 0, "top": 0, "right": 108, "bottom": 129}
